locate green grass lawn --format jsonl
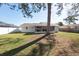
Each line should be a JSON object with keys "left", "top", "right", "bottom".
{"left": 2, "top": 32, "right": 79, "bottom": 55}
{"left": 0, "top": 33, "right": 37, "bottom": 55}
{"left": 56, "top": 32, "right": 79, "bottom": 48}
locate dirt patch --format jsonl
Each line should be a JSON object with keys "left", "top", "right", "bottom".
{"left": 48, "top": 35, "right": 79, "bottom": 56}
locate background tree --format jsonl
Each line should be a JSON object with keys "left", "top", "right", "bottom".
{"left": 64, "top": 16, "right": 78, "bottom": 24}
{"left": 63, "top": 3, "right": 79, "bottom": 24}
{"left": 58, "top": 22, "right": 64, "bottom": 26}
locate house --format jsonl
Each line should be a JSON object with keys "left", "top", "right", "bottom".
{"left": 19, "top": 22, "right": 59, "bottom": 33}
{"left": 0, "top": 21, "right": 18, "bottom": 35}
{"left": 0, "top": 21, "right": 59, "bottom": 35}
{"left": 59, "top": 24, "right": 79, "bottom": 32}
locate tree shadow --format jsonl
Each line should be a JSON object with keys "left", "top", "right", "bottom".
{"left": 28, "top": 34, "right": 56, "bottom": 56}
{"left": 0, "top": 34, "right": 48, "bottom": 56}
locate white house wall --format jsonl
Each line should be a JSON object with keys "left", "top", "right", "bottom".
{"left": 54, "top": 26, "right": 59, "bottom": 32}
{"left": 20, "top": 26, "right": 59, "bottom": 33}
{"left": 20, "top": 26, "right": 35, "bottom": 33}
{"left": 0, "top": 27, "right": 16, "bottom": 35}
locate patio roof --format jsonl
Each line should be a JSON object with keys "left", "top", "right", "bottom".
{"left": 20, "top": 22, "right": 58, "bottom": 27}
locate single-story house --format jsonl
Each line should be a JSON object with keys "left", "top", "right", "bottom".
{"left": 0, "top": 22, "right": 59, "bottom": 35}
{"left": 19, "top": 22, "right": 59, "bottom": 33}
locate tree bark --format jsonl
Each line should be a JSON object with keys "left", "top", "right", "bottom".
{"left": 47, "top": 3, "right": 51, "bottom": 34}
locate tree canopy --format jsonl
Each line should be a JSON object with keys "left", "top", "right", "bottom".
{"left": 0, "top": 3, "right": 79, "bottom": 24}
{"left": 0, "top": 3, "right": 65, "bottom": 17}
{"left": 58, "top": 22, "right": 64, "bottom": 26}
{"left": 64, "top": 16, "right": 78, "bottom": 24}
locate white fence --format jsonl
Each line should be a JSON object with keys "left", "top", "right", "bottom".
{"left": 0, "top": 27, "right": 16, "bottom": 35}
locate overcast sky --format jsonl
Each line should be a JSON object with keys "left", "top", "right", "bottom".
{"left": 0, "top": 3, "right": 79, "bottom": 26}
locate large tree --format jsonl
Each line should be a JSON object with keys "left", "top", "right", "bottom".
{"left": 64, "top": 3, "right": 79, "bottom": 24}
{"left": 47, "top": 3, "right": 51, "bottom": 34}
{"left": 64, "top": 16, "right": 78, "bottom": 24}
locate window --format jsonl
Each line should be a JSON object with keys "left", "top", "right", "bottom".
{"left": 36, "top": 26, "right": 41, "bottom": 28}
{"left": 36, "top": 29, "right": 41, "bottom": 32}
{"left": 42, "top": 29, "right": 47, "bottom": 31}
{"left": 26, "top": 27, "right": 28, "bottom": 29}
{"left": 50, "top": 26, "right": 55, "bottom": 31}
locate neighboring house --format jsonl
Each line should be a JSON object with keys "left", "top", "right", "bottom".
{"left": 19, "top": 22, "right": 59, "bottom": 33}
{"left": 0, "top": 21, "right": 18, "bottom": 35}
{"left": 59, "top": 24, "right": 79, "bottom": 32}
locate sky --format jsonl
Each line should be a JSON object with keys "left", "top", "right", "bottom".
{"left": 0, "top": 4, "right": 79, "bottom": 26}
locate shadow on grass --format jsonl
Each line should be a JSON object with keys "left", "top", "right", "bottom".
{"left": 28, "top": 34, "right": 56, "bottom": 56}
{"left": 0, "top": 34, "right": 48, "bottom": 56}
{"left": 24, "top": 32, "right": 45, "bottom": 35}
{"left": 0, "top": 38, "right": 21, "bottom": 46}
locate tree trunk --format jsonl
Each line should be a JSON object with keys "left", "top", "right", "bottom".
{"left": 47, "top": 3, "right": 51, "bottom": 34}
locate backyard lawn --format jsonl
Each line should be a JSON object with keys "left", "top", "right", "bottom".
{"left": 0, "top": 33, "right": 38, "bottom": 55}
{"left": 1, "top": 32, "right": 79, "bottom": 56}
{"left": 47, "top": 32, "right": 79, "bottom": 56}
{"left": 56, "top": 32, "right": 79, "bottom": 48}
